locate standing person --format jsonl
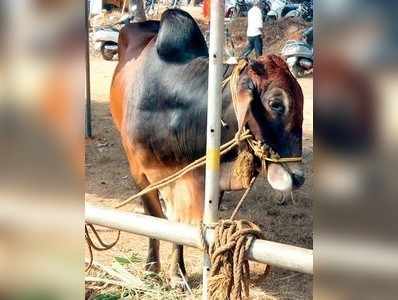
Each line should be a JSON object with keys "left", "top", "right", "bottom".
{"left": 242, "top": 0, "right": 263, "bottom": 58}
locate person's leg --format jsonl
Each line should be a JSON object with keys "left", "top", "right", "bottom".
{"left": 258, "top": 36, "right": 263, "bottom": 56}
{"left": 242, "top": 37, "right": 255, "bottom": 58}
{"left": 254, "top": 35, "right": 263, "bottom": 57}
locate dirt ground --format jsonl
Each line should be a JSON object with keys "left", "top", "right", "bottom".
{"left": 86, "top": 12, "right": 313, "bottom": 298}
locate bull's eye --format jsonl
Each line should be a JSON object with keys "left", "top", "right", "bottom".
{"left": 269, "top": 100, "right": 285, "bottom": 114}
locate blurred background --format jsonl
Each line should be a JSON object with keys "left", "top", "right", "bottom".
{"left": 316, "top": 0, "right": 398, "bottom": 299}
{"left": 0, "top": 0, "right": 84, "bottom": 299}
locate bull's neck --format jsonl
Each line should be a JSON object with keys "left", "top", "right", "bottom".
{"left": 219, "top": 65, "right": 240, "bottom": 144}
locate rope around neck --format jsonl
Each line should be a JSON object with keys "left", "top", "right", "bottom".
{"left": 225, "top": 59, "right": 302, "bottom": 164}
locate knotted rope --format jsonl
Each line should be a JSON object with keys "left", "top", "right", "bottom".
{"left": 208, "top": 219, "right": 264, "bottom": 300}
{"left": 198, "top": 176, "right": 268, "bottom": 300}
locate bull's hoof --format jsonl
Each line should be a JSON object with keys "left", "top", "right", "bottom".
{"left": 145, "top": 261, "right": 161, "bottom": 273}
{"left": 169, "top": 275, "right": 186, "bottom": 291}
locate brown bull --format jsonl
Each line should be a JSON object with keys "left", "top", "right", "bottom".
{"left": 110, "top": 9, "right": 304, "bottom": 285}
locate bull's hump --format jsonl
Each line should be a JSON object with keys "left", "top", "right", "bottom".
{"left": 156, "top": 9, "right": 208, "bottom": 64}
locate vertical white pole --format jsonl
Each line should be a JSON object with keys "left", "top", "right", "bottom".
{"left": 203, "top": 0, "right": 224, "bottom": 299}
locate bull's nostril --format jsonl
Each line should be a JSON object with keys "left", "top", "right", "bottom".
{"left": 292, "top": 174, "right": 305, "bottom": 188}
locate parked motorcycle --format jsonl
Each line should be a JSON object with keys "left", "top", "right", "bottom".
{"left": 145, "top": 0, "right": 157, "bottom": 16}
{"left": 267, "top": 0, "right": 313, "bottom": 22}
{"left": 281, "top": 26, "right": 313, "bottom": 78}
{"left": 145, "top": 0, "right": 186, "bottom": 16}
{"left": 301, "top": 1, "right": 313, "bottom": 22}
{"left": 287, "top": 1, "right": 312, "bottom": 22}
{"left": 91, "top": 13, "right": 134, "bottom": 61}
{"left": 225, "top": 0, "right": 270, "bottom": 19}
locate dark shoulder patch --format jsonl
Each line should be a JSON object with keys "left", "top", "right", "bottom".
{"left": 156, "top": 9, "right": 208, "bottom": 63}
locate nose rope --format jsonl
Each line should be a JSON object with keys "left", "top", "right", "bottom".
{"left": 247, "top": 138, "right": 302, "bottom": 163}
{"left": 225, "top": 60, "right": 302, "bottom": 164}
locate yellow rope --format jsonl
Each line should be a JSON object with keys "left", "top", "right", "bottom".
{"left": 230, "top": 177, "right": 257, "bottom": 221}
{"left": 247, "top": 138, "right": 302, "bottom": 163}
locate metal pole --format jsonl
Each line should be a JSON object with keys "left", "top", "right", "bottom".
{"left": 85, "top": 0, "right": 93, "bottom": 138}
{"left": 86, "top": 204, "right": 201, "bottom": 248}
{"left": 85, "top": 204, "right": 314, "bottom": 274}
{"left": 203, "top": 0, "right": 225, "bottom": 298}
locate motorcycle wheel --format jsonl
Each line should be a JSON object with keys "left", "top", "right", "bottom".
{"left": 304, "top": 14, "right": 313, "bottom": 22}
{"left": 226, "top": 7, "right": 237, "bottom": 18}
{"left": 290, "top": 64, "right": 303, "bottom": 78}
{"left": 101, "top": 43, "right": 116, "bottom": 61}
{"left": 235, "top": 7, "right": 242, "bottom": 17}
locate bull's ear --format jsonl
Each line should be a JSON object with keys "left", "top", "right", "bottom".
{"left": 235, "top": 89, "right": 253, "bottom": 134}
{"left": 249, "top": 59, "right": 267, "bottom": 76}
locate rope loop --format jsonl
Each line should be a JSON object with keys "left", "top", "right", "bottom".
{"left": 85, "top": 223, "right": 120, "bottom": 271}
{"left": 208, "top": 219, "right": 265, "bottom": 300}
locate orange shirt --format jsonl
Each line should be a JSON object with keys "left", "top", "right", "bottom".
{"left": 203, "top": 0, "right": 210, "bottom": 21}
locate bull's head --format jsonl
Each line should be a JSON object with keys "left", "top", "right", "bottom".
{"left": 236, "top": 54, "right": 305, "bottom": 191}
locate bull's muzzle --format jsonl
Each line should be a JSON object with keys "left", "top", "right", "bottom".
{"left": 266, "top": 162, "right": 305, "bottom": 191}
{"left": 287, "top": 162, "right": 305, "bottom": 189}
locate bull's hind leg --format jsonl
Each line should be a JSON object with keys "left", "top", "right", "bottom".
{"left": 141, "top": 189, "right": 165, "bottom": 273}
{"left": 121, "top": 131, "right": 166, "bottom": 273}
{"left": 128, "top": 166, "right": 164, "bottom": 273}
